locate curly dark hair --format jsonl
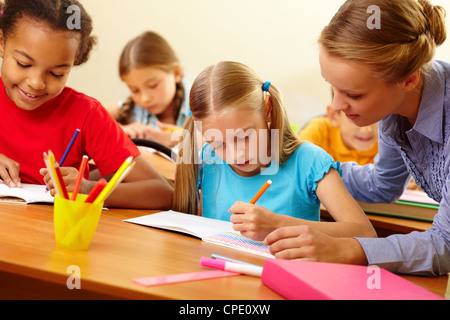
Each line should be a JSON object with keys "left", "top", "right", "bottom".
{"left": 0, "top": 0, "right": 97, "bottom": 66}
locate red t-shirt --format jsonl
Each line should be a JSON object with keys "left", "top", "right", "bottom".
{"left": 0, "top": 78, "right": 140, "bottom": 184}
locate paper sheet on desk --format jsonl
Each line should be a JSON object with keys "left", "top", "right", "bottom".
{"left": 399, "top": 189, "right": 439, "bottom": 205}
{"left": 124, "top": 210, "right": 273, "bottom": 258}
{"left": 0, "top": 183, "right": 54, "bottom": 204}
{"left": 125, "top": 210, "right": 235, "bottom": 238}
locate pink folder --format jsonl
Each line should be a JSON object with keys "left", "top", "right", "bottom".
{"left": 261, "top": 259, "right": 443, "bottom": 300}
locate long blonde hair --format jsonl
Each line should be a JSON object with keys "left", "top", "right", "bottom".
{"left": 172, "top": 61, "right": 302, "bottom": 214}
{"left": 319, "top": 0, "right": 446, "bottom": 82}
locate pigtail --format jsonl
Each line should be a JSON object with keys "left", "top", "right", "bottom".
{"left": 116, "top": 97, "right": 136, "bottom": 125}
{"left": 172, "top": 117, "right": 200, "bottom": 215}
{"left": 173, "top": 81, "right": 186, "bottom": 122}
{"left": 265, "top": 84, "right": 302, "bottom": 165}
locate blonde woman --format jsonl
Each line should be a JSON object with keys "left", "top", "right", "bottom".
{"left": 266, "top": 0, "right": 449, "bottom": 276}
{"left": 173, "top": 61, "right": 376, "bottom": 241}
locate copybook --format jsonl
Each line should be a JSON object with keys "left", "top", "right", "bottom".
{"left": 124, "top": 210, "right": 273, "bottom": 258}
{"left": 0, "top": 183, "right": 54, "bottom": 204}
{"left": 262, "top": 259, "right": 443, "bottom": 300}
{"left": 358, "top": 189, "right": 439, "bottom": 222}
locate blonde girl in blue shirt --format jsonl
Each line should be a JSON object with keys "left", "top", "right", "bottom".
{"left": 172, "top": 61, "right": 376, "bottom": 241}
{"left": 266, "top": 0, "right": 450, "bottom": 276}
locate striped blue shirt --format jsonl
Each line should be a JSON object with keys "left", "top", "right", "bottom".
{"left": 341, "top": 60, "right": 450, "bottom": 276}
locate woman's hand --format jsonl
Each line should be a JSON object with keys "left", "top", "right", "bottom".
{"left": 264, "top": 225, "right": 368, "bottom": 265}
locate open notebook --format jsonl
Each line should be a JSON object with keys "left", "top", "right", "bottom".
{"left": 124, "top": 210, "right": 273, "bottom": 258}
{"left": 0, "top": 183, "right": 54, "bottom": 204}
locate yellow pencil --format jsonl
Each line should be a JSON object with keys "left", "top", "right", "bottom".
{"left": 163, "top": 127, "right": 180, "bottom": 133}
{"left": 94, "top": 156, "right": 134, "bottom": 204}
{"left": 249, "top": 180, "right": 272, "bottom": 204}
{"left": 45, "top": 151, "right": 65, "bottom": 198}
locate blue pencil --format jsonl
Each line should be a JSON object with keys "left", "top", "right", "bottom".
{"left": 59, "top": 128, "right": 80, "bottom": 166}
{"left": 211, "top": 254, "right": 259, "bottom": 267}
{"left": 45, "top": 128, "right": 80, "bottom": 191}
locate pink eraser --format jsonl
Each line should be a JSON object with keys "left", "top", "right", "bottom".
{"left": 200, "top": 257, "right": 226, "bottom": 270}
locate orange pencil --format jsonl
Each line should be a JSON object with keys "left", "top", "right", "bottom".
{"left": 249, "top": 180, "right": 272, "bottom": 204}
{"left": 71, "top": 155, "right": 89, "bottom": 201}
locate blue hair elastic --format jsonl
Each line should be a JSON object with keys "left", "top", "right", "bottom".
{"left": 188, "top": 109, "right": 192, "bottom": 117}
{"left": 262, "top": 81, "right": 271, "bottom": 92}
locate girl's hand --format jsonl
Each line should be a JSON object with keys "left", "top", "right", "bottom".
{"left": 121, "top": 122, "right": 155, "bottom": 140}
{"left": 264, "top": 225, "right": 368, "bottom": 264}
{"left": 228, "top": 201, "right": 280, "bottom": 241}
{"left": 122, "top": 122, "right": 181, "bottom": 148}
{"left": 0, "top": 154, "right": 21, "bottom": 188}
{"left": 156, "top": 121, "right": 179, "bottom": 132}
{"left": 40, "top": 166, "right": 86, "bottom": 197}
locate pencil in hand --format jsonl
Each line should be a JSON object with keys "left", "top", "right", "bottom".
{"left": 45, "top": 128, "right": 80, "bottom": 191}
{"left": 249, "top": 180, "right": 272, "bottom": 204}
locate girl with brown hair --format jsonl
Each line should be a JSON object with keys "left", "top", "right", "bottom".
{"left": 106, "top": 31, "right": 189, "bottom": 148}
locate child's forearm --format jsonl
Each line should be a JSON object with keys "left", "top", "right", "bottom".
{"left": 275, "top": 215, "right": 377, "bottom": 238}
{"left": 103, "top": 178, "right": 173, "bottom": 209}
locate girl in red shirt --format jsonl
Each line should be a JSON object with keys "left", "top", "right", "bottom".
{"left": 0, "top": 0, "right": 172, "bottom": 209}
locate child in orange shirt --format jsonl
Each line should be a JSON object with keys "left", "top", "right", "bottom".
{"left": 299, "top": 105, "right": 378, "bottom": 165}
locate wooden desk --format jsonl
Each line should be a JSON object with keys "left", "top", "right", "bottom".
{"left": 0, "top": 203, "right": 447, "bottom": 300}
{"left": 139, "top": 147, "right": 175, "bottom": 182}
{"left": 0, "top": 203, "right": 279, "bottom": 300}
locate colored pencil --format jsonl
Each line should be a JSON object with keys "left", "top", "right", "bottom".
{"left": 55, "top": 165, "right": 69, "bottom": 200}
{"left": 84, "top": 178, "right": 107, "bottom": 203}
{"left": 44, "top": 151, "right": 66, "bottom": 199}
{"left": 249, "top": 180, "right": 272, "bottom": 204}
{"left": 45, "top": 128, "right": 80, "bottom": 192}
{"left": 43, "top": 152, "right": 56, "bottom": 195}
{"left": 59, "top": 128, "right": 80, "bottom": 166}
{"left": 71, "top": 155, "right": 89, "bottom": 201}
{"left": 94, "top": 156, "right": 134, "bottom": 204}
{"left": 211, "top": 254, "right": 259, "bottom": 267}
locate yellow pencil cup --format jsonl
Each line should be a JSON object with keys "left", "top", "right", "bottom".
{"left": 53, "top": 193, "right": 103, "bottom": 250}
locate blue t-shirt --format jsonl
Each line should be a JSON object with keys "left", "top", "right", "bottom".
{"left": 198, "top": 142, "right": 340, "bottom": 222}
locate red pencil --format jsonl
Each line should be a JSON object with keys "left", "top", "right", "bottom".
{"left": 54, "top": 165, "right": 69, "bottom": 200}
{"left": 71, "top": 155, "right": 89, "bottom": 201}
{"left": 84, "top": 179, "right": 107, "bottom": 203}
